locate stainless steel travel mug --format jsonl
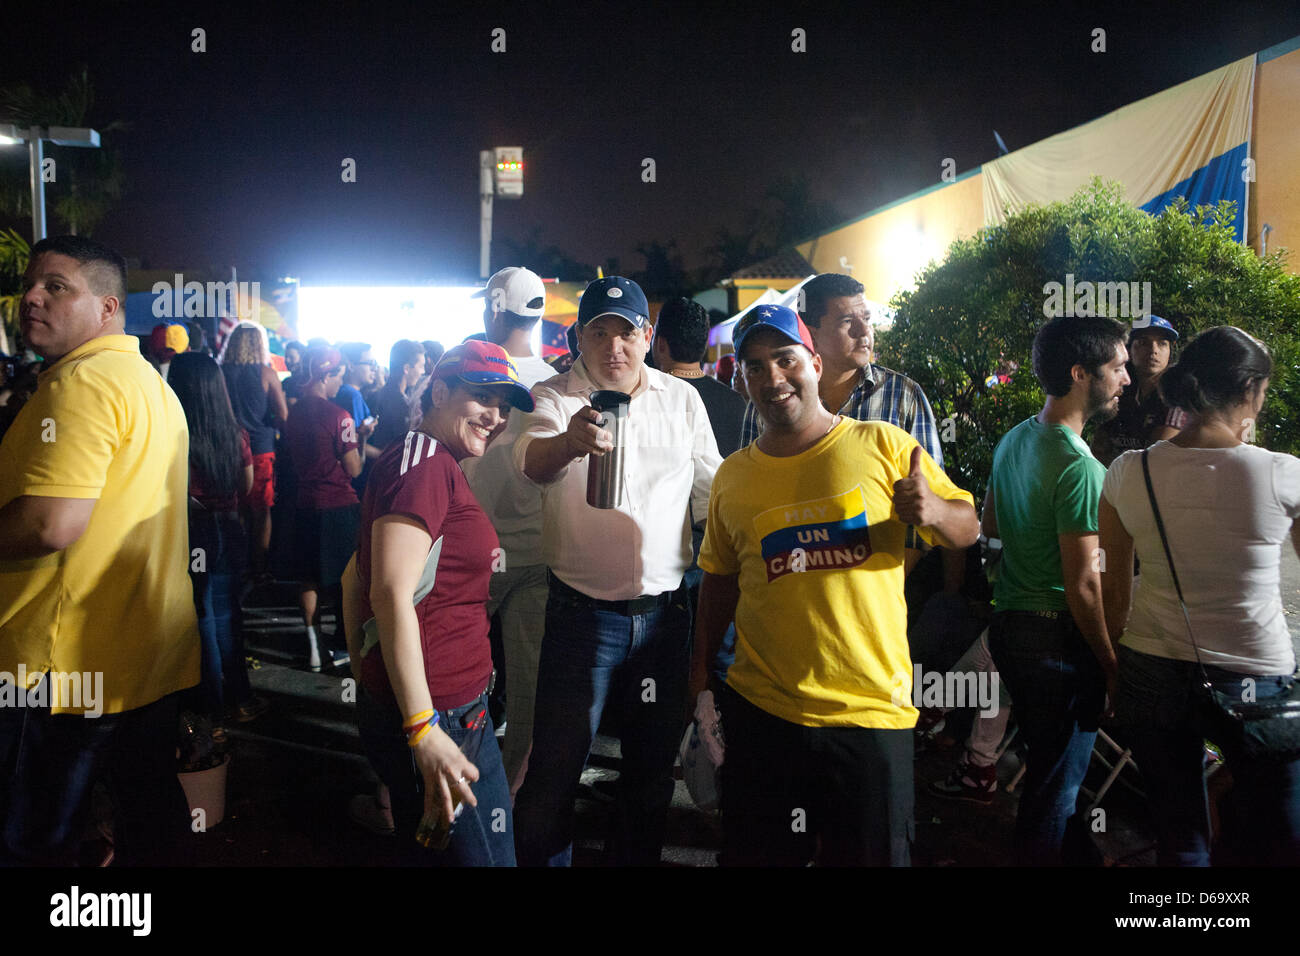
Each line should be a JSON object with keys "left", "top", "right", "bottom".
{"left": 585, "top": 390, "right": 630, "bottom": 509}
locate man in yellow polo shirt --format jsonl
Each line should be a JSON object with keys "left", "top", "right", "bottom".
{"left": 689, "top": 305, "right": 979, "bottom": 866}
{"left": 0, "top": 236, "right": 199, "bottom": 865}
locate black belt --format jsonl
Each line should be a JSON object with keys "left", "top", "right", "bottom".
{"left": 997, "top": 609, "right": 1063, "bottom": 621}
{"left": 548, "top": 571, "right": 672, "bottom": 616}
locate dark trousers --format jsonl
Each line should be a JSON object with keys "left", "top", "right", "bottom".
{"left": 988, "top": 610, "right": 1106, "bottom": 866}
{"left": 514, "top": 575, "right": 691, "bottom": 867}
{"left": 0, "top": 677, "right": 192, "bottom": 866}
{"left": 718, "top": 683, "right": 914, "bottom": 866}
{"left": 1114, "top": 644, "right": 1300, "bottom": 866}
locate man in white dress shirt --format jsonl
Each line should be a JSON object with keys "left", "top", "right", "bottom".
{"left": 512, "top": 276, "right": 721, "bottom": 866}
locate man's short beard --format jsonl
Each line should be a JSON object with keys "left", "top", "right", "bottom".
{"left": 1087, "top": 377, "right": 1120, "bottom": 422}
{"left": 1093, "top": 402, "right": 1120, "bottom": 422}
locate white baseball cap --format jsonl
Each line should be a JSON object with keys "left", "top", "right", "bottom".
{"left": 473, "top": 266, "right": 546, "bottom": 319}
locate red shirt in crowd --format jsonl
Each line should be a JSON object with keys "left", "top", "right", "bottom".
{"left": 357, "top": 430, "right": 497, "bottom": 711}
{"left": 190, "top": 429, "right": 252, "bottom": 512}
{"left": 284, "top": 393, "right": 359, "bottom": 510}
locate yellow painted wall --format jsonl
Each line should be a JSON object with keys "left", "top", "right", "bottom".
{"left": 1249, "top": 47, "right": 1300, "bottom": 261}
{"left": 733, "top": 280, "right": 804, "bottom": 312}
{"left": 732, "top": 287, "right": 765, "bottom": 312}
{"left": 797, "top": 172, "right": 984, "bottom": 305}
{"left": 794, "top": 42, "right": 1300, "bottom": 306}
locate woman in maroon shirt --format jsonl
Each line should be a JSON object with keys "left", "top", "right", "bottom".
{"left": 344, "top": 341, "right": 533, "bottom": 865}
{"left": 283, "top": 346, "right": 362, "bottom": 671}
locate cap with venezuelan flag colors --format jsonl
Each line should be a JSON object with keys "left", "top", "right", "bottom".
{"left": 432, "top": 339, "right": 535, "bottom": 412}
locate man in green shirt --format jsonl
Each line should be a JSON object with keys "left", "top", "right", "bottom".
{"left": 983, "top": 315, "right": 1129, "bottom": 865}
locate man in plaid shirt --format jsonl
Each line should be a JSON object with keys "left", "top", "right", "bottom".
{"left": 739, "top": 273, "right": 943, "bottom": 465}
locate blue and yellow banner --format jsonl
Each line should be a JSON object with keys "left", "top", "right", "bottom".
{"left": 983, "top": 55, "right": 1256, "bottom": 240}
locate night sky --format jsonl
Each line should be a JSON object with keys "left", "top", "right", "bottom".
{"left": 4, "top": 1, "right": 1300, "bottom": 284}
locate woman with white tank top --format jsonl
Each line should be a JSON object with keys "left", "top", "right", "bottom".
{"left": 1100, "top": 325, "right": 1300, "bottom": 866}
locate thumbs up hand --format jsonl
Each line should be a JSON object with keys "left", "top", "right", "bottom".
{"left": 892, "top": 446, "right": 938, "bottom": 527}
{"left": 907, "top": 446, "right": 924, "bottom": 478}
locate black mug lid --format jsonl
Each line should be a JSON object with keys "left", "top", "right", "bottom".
{"left": 589, "top": 389, "right": 631, "bottom": 411}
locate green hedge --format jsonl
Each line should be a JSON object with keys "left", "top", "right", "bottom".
{"left": 881, "top": 180, "right": 1300, "bottom": 501}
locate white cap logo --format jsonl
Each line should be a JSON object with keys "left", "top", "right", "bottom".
{"left": 606, "top": 287, "right": 623, "bottom": 299}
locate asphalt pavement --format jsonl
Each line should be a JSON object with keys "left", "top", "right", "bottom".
{"left": 188, "top": 549, "right": 1300, "bottom": 867}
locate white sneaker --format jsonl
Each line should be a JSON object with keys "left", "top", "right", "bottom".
{"left": 306, "top": 626, "right": 321, "bottom": 672}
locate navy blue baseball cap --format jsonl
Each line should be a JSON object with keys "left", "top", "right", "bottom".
{"left": 577, "top": 276, "right": 649, "bottom": 330}
{"left": 1131, "top": 314, "right": 1179, "bottom": 341}
{"left": 733, "top": 304, "right": 817, "bottom": 359}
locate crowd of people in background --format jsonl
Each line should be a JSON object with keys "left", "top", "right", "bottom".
{"left": 1, "top": 234, "right": 1297, "bottom": 869}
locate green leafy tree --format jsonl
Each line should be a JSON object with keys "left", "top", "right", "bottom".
{"left": 0, "top": 227, "right": 30, "bottom": 353}
{"left": 497, "top": 227, "right": 594, "bottom": 282}
{"left": 882, "top": 180, "right": 1300, "bottom": 501}
{"left": 630, "top": 238, "right": 689, "bottom": 299}
{"left": 704, "top": 220, "right": 764, "bottom": 278}
{"left": 696, "top": 175, "right": 847, "bottom": 289}
{"left": 762, "top": 173, "right": 845, "bottom": 251}
{"left": 0, "top": 68, "right": 126, "bottom": 237}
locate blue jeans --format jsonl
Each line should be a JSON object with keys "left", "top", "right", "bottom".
{"left": 513, "top": 576, "right": 691, "bottom": 866}
{"left": 357, "top": 685, "right": 516, "bottom": 867}
{"left": 989, "top": 611, "right": 1105, "bottom": 866}
{"left": 189, "top": 509, "right": 251, "bottom": 717}
{"left": 682, "top": 566, "right": 736, "bottom": 684}
{"left": 1113, "top": 644, "right": 1300, "bottom": 866}
{"left": 0, "top": 679, "right": 192, "bottom": 866}
{"left": 195, "top": 571, "right": 253, "bottom": 717}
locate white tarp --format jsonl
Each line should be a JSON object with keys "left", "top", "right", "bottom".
{"left": 708, "top": 287, "right": 781, "bottom": 348}
{"left": 709, "top": 275, "right": 894, "bottom": 353}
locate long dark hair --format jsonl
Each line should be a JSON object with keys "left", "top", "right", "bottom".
{"left": 169, "top": 352, "right": 244, "bottom": 497}
{"left": 1159, "top": 326, "right": 1272, "bottom": 414}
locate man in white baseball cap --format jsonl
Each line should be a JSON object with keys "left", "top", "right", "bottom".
{"left": 473, "top": 266, "right": 548, "bottom": 359}
{"left": 463, "top": 267, "right": 554, "bottom": 797}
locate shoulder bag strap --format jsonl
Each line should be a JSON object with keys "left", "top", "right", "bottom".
{"left": 1140, "top": 448, "right": 1212, "bottom": 687}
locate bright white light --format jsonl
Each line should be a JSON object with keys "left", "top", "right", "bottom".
{"left": 882, "top": 223, "right": 944, "bottom": 295}
{"left": 298, "top": 285, "right": 541, "bottom": 370}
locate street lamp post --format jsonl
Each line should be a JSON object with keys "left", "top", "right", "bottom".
{"left": 478, "top": 146, "right": 524, "bottom": 279}
{"left": 479, "top": 150, "right": 494, "bottom": 280}
{"left": 0, "top": 124, "right": 102, "bottom": 241}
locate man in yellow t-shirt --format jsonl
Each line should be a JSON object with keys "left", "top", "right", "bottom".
{"left": 0, "top": 236, "right": 199, "bottom": 865}
{"left": 690, "top": 305, "right": 978, "bottom": 866}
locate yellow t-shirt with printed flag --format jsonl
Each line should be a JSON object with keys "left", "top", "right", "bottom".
{"left": 699, "top": 418, "right": 974, "bottom": 728}
{"left": 0, "top": 334, "right": 199, "bottom": 715}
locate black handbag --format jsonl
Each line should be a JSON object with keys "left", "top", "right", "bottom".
{"left": 1141, "top": 448, "right": 1300, "bottom": 763}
